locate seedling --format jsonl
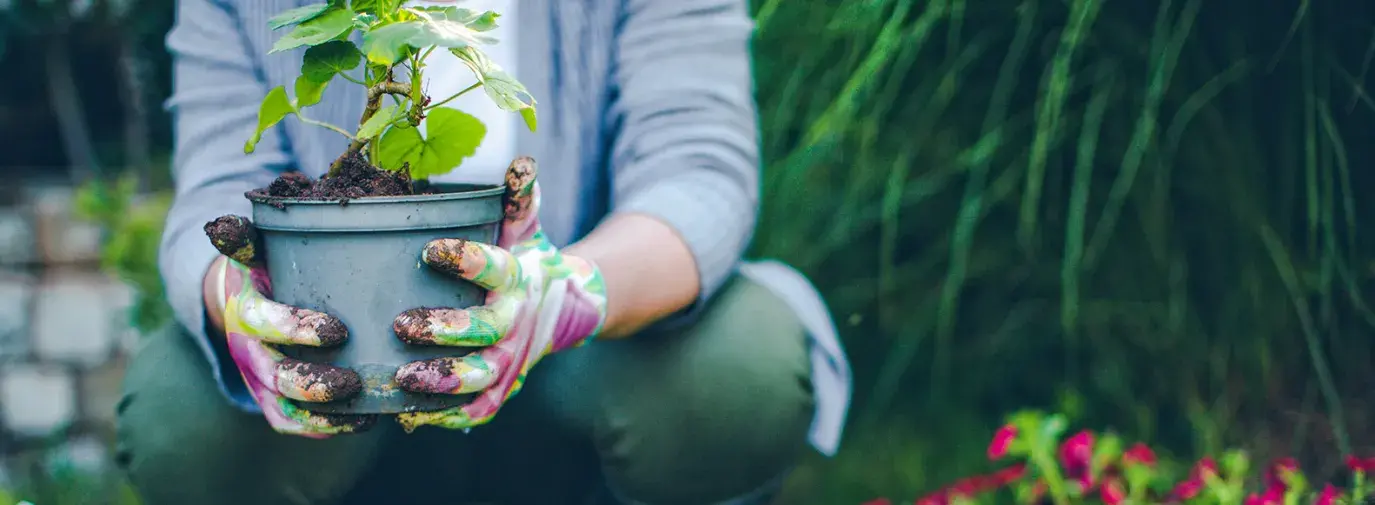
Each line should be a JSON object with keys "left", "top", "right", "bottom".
{"left": 244, "top": 0, "right": 535, "bottom": 181}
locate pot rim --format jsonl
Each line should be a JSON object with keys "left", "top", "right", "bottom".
{"left": 245, "top": 183, "right": 505, "bottom": 206}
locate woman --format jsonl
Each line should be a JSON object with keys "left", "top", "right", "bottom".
{"left": 115, "top": 0, "right": 851, "bottom": 503}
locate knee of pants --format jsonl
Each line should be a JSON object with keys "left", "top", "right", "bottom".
{"left": 592, "top": 279, "right": 818, "bottom": 505}
{"left": 115, "top": 326, "right": 382, "bottom": 505}
{"left": 115, "top": 393, "right": 250, "bottom": 505}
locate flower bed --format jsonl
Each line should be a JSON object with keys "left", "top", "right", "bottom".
{"left": 865, "top": 411, "right": 1365, "bottom": 505}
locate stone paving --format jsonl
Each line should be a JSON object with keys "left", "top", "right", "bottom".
{"left": 0, "top": 181, "right": 137, "bottom": 464}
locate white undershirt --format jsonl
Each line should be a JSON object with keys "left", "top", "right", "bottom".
{"left": 413, "top": 0, "right": 517, "bottom": 186}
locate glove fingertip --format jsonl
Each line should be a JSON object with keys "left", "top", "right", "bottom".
{"left": 421, "top": 239, "right": 503, "bottom": 282}
{"left": 277, "top": 358, "right": 363, "bottom": 402}
{"left": 205, "top": 215, "right": 261, "bottom": 265}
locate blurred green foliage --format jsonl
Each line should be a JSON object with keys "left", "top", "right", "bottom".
{"left": 72, "top": 175, "right": 173, "bottom": 335}
{"left": 0, "top": 437, "right": 142, "bottom": 505}
{"left": 750, "top": 0, "right": 1375, "bottom": 503}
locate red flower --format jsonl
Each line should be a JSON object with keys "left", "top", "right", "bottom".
{"left": 1100, "top": 478, "right": 1126, "bottom": 505}
{"left": 988, "top": 425, "right": 1018, "bottom": 461}
{"left": 1123, "top": 443, "right": 1157, "bottom": 468}
{"left": 912, "top": 464, "right": 1028, "bottom": 505}
{"left": 1172, "top": 479, "right": 1206, "bottom": 501}
{"left": 1265, "top": 457, "right": 1299, "bottom": 491}
{"left": 1347, "top": 455, "right": 1375, "bottom": 473}
{"left": 1190, "top": 457, "right": 1220, "bottom": 481}
{"left": 1058, "top": 430, "right": 1096, "bottom": 490}
{"left": 1243, "top": 492, "right": 1279, "bottom": 505}
{"left": 1316, "top": 484, "right": 1342, "bottom": 505}
{"left": 1168, "top": 458, "right": 1219, "bottom": 501}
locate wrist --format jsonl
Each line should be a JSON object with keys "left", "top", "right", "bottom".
{"left": 564, "top": 213, "right": 699, "bottom": 340}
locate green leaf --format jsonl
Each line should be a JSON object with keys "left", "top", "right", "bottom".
{"left": 352, "top": 12, "right": 376, "bottom": 29}
{"left": 349, "top": 0, "right": 395, "bottom": 16}
{"left": 294, "top": 74, "right": 329, "bottom": 108}
{"left": 450, "top": 46, "right": 537, "bottom": 131}
{"left": 465, "top": 10, "right": 499, "bottom": 31}
{"left": 356, "top": 105, "right": 407, "bottom": 140}
{"left": 301, "top": 40, "right": 362, "bottom": 80}
{"left": 376, "top": 126, "right": 424, "bottom": 172}
{"left": 412, "top": 6, "right": 499, "bottom": 30}
{"left": 293, "top": 41, "right": 359, "bottom": 108}
{"left": 267, "top": 3, "right": 331, "bottom": 30}
{"left": 245, "top": 86, "right": 296, "bottom": 153}
{"left": 349, "top": 0, "right": 377, "bottom": 13}
{"left": 376, "top": 107, "right": 486, "bottom": 178}
{"left": 269, "top": 7, "right": 356, "bottom": 54}
{"left": 519, "top": 107, "right": 537, "bottom": 132}
{"left": 362, "top": 16, "right": 497, "bottom": 65}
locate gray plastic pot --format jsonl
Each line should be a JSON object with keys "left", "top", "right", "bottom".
{"left": 248, "top": 183, "right": 504, "bottom": 415}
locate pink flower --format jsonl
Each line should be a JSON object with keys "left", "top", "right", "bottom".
{"left": 1172, "top": 479, "right": 1205, "bottom": 501}
{"left": 1190, "top": 457, "right": 1219, "bottom": 481}
{"left": 912, "top": 464, "right": 1028, "bottom": 505}
{"left": 1316, "top": 484, "right": 1342, "bottom": 505}
{"left": 1123, "top": 443, "right": 1157, "bottom": 468}
{"left": 1265, "top": 457, "right": 1299, "bottom": 491}
{"left": 1058, "top": 430, "right": 1096, "bottom": 490}
{"left": 1168, "top": 458, "right": 1219, "bottom": 501}
{"left": 1244, "top": 488, "right": 1287, "bottom": 505}
{"left": 1100, "top": 478, "right": 1126, "bottom": 505}
{"left": 1347, "top": 455, "right": 1375, "bottom": 473}
{"left": 988, "top": 425, "right": 1018, "bottom": 461}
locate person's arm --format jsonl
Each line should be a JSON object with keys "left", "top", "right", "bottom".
{"left": 563, "top": 213, "right": 698, "bottom": 339}
{"left": 586, "top": 0, "right": 760, "bottom": 337}
{"left": 159, "top": 0, "right": 288, "bottom": 406}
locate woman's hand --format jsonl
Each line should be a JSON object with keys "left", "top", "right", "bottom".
{"left": 390, "top": 157, "right": 608, "bottom": 432}
{"left": 203, "top": 216, "right": 376, "bottom": 437}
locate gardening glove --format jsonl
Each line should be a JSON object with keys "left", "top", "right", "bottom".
{"left": 390, "top": 156, "right": 608, "bottom": 432}
{"left": 205, "top": 215, "right": 376, "bottom": 437}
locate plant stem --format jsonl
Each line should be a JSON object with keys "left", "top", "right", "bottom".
{"left": 427, "top": 82, "right": 482, "bottom": 110}
{"left": 298, "top": 116, "right": 357, "bottom": 141}
{"left": 339, "top": 72, "right": 366, "bottom": 85}
{"left": 328, "top": 78, "right": 413, "bottom": 176}
{"left": 1028, "top": 444, "right": 1071, "bottom": 505}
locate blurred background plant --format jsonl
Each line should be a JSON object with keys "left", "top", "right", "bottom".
{"left": 3, "top": 0, "right": 1375, "bottom": 503}
{"left": 72, "top": 175, "right": 172, "bottom": 335}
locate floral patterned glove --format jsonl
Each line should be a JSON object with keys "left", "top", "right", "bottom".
{"left": 204, "top": 216, "right": 376, "bottom": 437}
{"left": 391, "top": 157, "right": 608, "bottom": 432}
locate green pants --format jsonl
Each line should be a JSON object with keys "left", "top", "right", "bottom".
{"left": 114, "top": 276, "right": 815, "bottom": 505}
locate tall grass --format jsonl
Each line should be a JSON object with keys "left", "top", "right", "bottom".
{"left": 750, "top": 0, "right": 1375, "bottom": 502}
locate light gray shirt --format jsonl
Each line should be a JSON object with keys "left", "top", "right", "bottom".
{"left": 158, "top": 0, "right": 852, "bottom": 456}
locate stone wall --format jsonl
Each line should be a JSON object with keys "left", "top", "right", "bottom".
{"left": 0, "top": 180, "right": 139, "bottom": 475}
